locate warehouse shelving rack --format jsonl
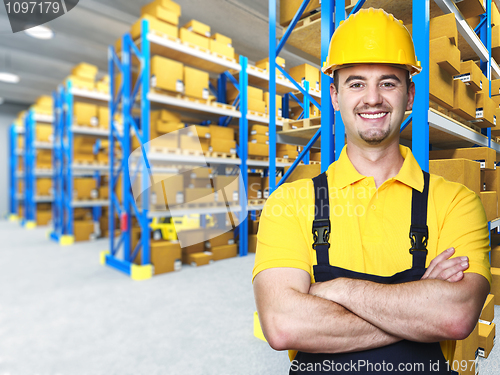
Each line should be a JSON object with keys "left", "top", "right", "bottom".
{"left": 8, "top": 122, "right": 24, "bottom": 222}
{"left": 104, "top": 19, "right": 302, "bottom": 278}
{"left": 50, "top": 82, "right": 110, "bottom": 245}
{"left": 270, "top": 0, "right": 500, "bottom": 231}
{"left": 21, "top": 110, "right": 55, "bottom": 229}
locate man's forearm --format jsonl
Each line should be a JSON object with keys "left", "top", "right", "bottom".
{"left": 257, "top": 285, "right": 401, "bottom": 353}
{"left": 315, "top": 275, "right": 489, "bottom": 342}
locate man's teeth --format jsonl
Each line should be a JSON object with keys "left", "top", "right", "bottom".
{"left": 359, "top": 112, "right": 387, "bottom": 119}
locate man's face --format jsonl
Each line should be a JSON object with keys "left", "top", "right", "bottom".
{"left": 330, "top": 64, "right": 415, "bottom": 147}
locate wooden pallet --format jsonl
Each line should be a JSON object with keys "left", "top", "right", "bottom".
{"left": 74, "top": 160, "right": 98, "bottom": 166}
{"left": 248, "top": 110, "right": 268, "bottom": 118}
{"left": 211, "top": 52, "right": 236, "bottom": 63}
{"left": 248, "top": 199, "right": 266, "bottom": 206}
{"left": 207, "top": 151, "right": 237, "bottom": 159}
{"left": 283, "top": 116, "right": 321, "bottom": 131}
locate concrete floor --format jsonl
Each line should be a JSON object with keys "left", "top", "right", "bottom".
{"left": 1, "top": 220, "right": 499, "bottom": 375}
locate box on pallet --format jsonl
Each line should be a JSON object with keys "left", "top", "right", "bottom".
{"left": 248, "top": 234, "right": 257, "bottom": 253}
{"left": 74, "top": 178, "right": 98, "bottom": 200}
{"left": 208, "top": 125, "right": 233, "bottom": 140}
{"left": 98, "top": 107, "right": 109, "bottom": 128}
{"left": 183, "top": 251, "right": 213, "bottom": 266}
{"left": 36, "top": 178, "right": 52, "bottom": 196}
{"left": 205, "top": 230, "right": 234, "bottom": 249}
{"left": 67, "top": 75, "right": 94, "bottom": 91}
{"left": 264, "top": 93, "right": 283, "bottom": 117}
{"left": 211, "top": 244, "right": 237, "bottom": 261}
{"left": 130, "top": 15, "right": 178, "bottom": 40}
{"left": 74, "top": 102, "right": 98, "bottom": 126}
{"left": 429, "top": 159, "right": 481, "bottom": 195}
{"left": 455, "top": 60, "right": 484, "bottom": 92}
{"left": 151, "top": 56, "right": 184, "bottom": 93}
{"left": 36, "top": 210, "right": 51, "bottom": 226}
{"left": 185, "top": 187, "right": 214, "bottom": 204}
{"left": 474, "top": 92, "right": 497, "bottom": 128}
{"left": 250, "top": 134, "right": 268, "bottom": 144}
{"left": 184, "top": 66, "right": 209, "bottom": 99}
{"left": 248, "top": 98, "right": 266, "bottom": 113}
{"left": 209, "top": 39, "right": 234, "bottom": 59}
{"left": 431, "top": 13, "right": 458, "bottom": 46}
{"left": 149, "top": 174, "right": 184, "bottom": 208}
{"left": 430, "top": 36, "right": 461, "bottom": 76}
{"left": 484, "top": 168, "right": 500, "bottom": 201}
{"left": 248, "top": 173, "right": 262, "bottom": 199}
{"left": 36, "top": 124, "right": 53, "bottom": 142}
{"left": 183, "top": 19, "right": 211, "bottom": 37}
{"left": 453, "top": 323, "right": 479, "bottom": 375}
{"left": 214, "top": 175, "right": 239, "bottom": 203}
{"left": 480, "top": 294, "right": 495, "bottom": 323}
{"left": 72, "top": 63, "right": 98, "bottom": 81}
{"left": 248, "top": 142, "right": 268, "bottom": 157}
{"left": 250, "top": 124, "right": 269, "bottom": 136}
{"left": 279, "top": 0, "right": 320, "bottom": 26}
{"left": 74, "top": 220, "right": 95, "bottom": 242}
{"left": 478, "top": 322, "right": 495, "bottom": 358}
{"left": 451, "top": 79, "right": 476, "bottom": 121}
{"left": 430, "top": 147, "right": 497, "bottom": 170}
{"left": 289, "top": 63, "right": 320, "bottom": 90}
{"left": 429, "top": 61, "right": 454, "bottom": 109}
{"left": 491, "top": 267, "right": 500, "bottom": 299}
{"left": 256, "top": 57, "right": 286, "bottom": 76}
{"left": 210, "top": 139, "right": 236, "bottom": 154}
{"left": 179, "top": 134, "right": 209, "bottom": 152}
{"left": 141, "top": 2, "right": 179, "bottom": 25}
{"left": 480, "top": 191, "right": 498, "bottom": 221}
{"left": 36, "top": 150, "right": 52, "bottom": 168}
{"left": 180, "top": 27, "right": 209, "bottom": 50}
{"left": 144, "top": 241, "right": 182, "bottom": 274}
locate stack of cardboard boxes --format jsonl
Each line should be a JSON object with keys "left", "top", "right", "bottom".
{"left": 66, "top": 62, "right": 98, "bottom": 91}
{"left": 177, "top": 229, "right": 236, "bottom": 267}
{"left": 248, "top": 124, "right": 269, "bottom": 158}
{"left": 32, "top": 96, "right": 53, "bottom": 116}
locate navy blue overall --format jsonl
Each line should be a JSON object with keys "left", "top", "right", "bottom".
{"left": 290, "top": 171, "right": 450, "bottom": 374}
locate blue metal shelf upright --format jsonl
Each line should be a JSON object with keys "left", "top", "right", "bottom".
{"left": 105, "top": 19, "right": 251, "bottom": 279}
{"left": 50, "top": 82, "right": 110, "bottom": 245}
{"left": 8, "top": 122, "right": 24, "bottom": 222}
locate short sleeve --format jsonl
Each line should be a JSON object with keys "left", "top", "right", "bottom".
{"left": 435, "top": 179, "right": 491, "bottom": 286}
{"left": 252, "top": 182, "right": 313, "bottom": 282}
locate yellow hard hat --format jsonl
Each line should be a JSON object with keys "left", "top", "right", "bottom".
{"left": 322, "top": 8, "right": 421, "bottom": 77}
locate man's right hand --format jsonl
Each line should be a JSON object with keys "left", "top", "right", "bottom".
{"left": 421, "top": 247, "right": 469, "bottom": 282}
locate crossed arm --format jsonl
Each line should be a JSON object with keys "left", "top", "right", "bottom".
{"left": 253, "top": 248, "right": 489, "bottom": 354}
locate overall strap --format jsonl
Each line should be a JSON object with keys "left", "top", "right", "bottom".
{"left": 409, "top": 171, "right": 430, "bottom": 269}
{"left": 312, "top": 172, "right": 331, "bottom": 266}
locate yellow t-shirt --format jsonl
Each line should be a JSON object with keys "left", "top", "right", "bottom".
{"left": 253, "top": 145, "right": 491, "bottom": 362}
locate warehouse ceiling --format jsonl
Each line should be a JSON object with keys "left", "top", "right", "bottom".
{"left": 0, "top": 0, "right": 316, "bottom": 117}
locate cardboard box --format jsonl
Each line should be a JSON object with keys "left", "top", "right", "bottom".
{"left": 280, "top": 0, "right": 320, "bottom": 26}
{"left": 36, "top": 150, "right": 52, "bottom": 168}
{"left": 430, "top": 36, "right": 461, "bottom": 76}
{"left": 180, "top": 27, "right": 209, "bottom": 50}
{"left": 248, "top": 173, "right": 263, "bottom": 199}
{"left": 183, "top": 19, "right": 211, "bottom": 37}
{"left": 289, "top": 63, "right": 320, "bottom": 90}
{"left": 188, "top": 178, "right": 211, "bottom": 189}
{"left": 73, "top": 178, "right": 97, "bottom": 200}
{"left": 36, "top": 210, "right": 51, "bottom": 226}
{"left": 455, "top": 0, "right": 486, "bottom": 19}
{"left": 179, "top": 134, "right": 209, "bottom": 152}
{"left": 453, "top": 323, "right": 479, "bottom": 375}
{"left": 99, "top": 185, "right": 108, "bottom": 200}
{"left": 98, "top": 107, "right": 109, "bottom": 129}
{"left": 205, "top": 230, "right": 235, "bottom": 249}
{"left": 480, "top": 294, "right": 495, "bottom": 323}
{"left": 149, "top": 0, "right": 181, "bottom": 17}
{"left": 493, "top": 24, "right": 500, "bottom": 63}
{"left": 151, "top": 241, "right": 182, "bottom": 274}
{"left": 256, "top": 57, "right": 286, "bottom": 74}
{"left": 284, "top": 164, "right": 322, "bottom": 183}
{"left": 185, "top": 187, "right": 214, "bottom": 204}
{"left": 451, "top": 79, "right": 476, "bottom": 121}
{"left": 429, "top": 159, "right": 481, "bottom": 196}
{"left": 474, "top": 93, "right": 497, "bottom": 128}
{"left": 430, "top": 61, "right": 454, "bottom": 109}
{"left": 429, "top": 147, "right": 497, "bottom": 170}
{"left": 190, "top": 167, "right": 211, "bottom": 179}
{"left": 264, "top": 93, "right": 283, "bottom": 117}
{"left": 35, "top": 124, "right": 53, "bottom": 142}
{"left": 130, "top": 15, "right": 178, "bottom": 40}
{"left": 248, "top": 234, "right": 257, "bottom": 253}
{"left": 250, "top": 124, "right": 269, "bottom": 136}
{"left": 156, "top": 121, "right": 184, "bottom": 135}
{"left": 186, "top": 125, "right": 210, "bottom": 139}
{"left": 183, "top": 251, "right": 213, "bottom": 266}
{"left": 455, "top": 60, "right": 484, "bottom": 92}
{"left": 184, "top": 66, "right": 209, "bottom": 99}
{"left": 493, "top": 79, "right": 500, "bottom": 97}
{"left": 74, "top": 102, "right": 97, "bottom": 126}
{"left": 480, "top": 191, "right": 498, "bottom": 221}
{"left": 36, "top": 178, "right": 52, "bottom": 196}
{"left": 478, "top": 322, "right": 495, "bottom": 358}
{"left": 150, "top": 174, "right": 184, "bottom": 208}
{"left": 248, "top": 142, "right": 268, "bottom": 157}
{"left": 492, "top": 268, "right": 500, "bottom": 299}
{"left": 250, "top": 134, "right": 268, "bottom": 143}
{"left": 430, "top": 13, "right": 458, "bottom": 46}
{"left": 66, "top": 75, "right": 94, "bottom": 90}
{"left": 209, "top": 39, "right": 234, "bottom": 59}
{"left": 72, "top": 62, "right": 98, "bottom": 81}
{"left": 248, "top": 98, "right": 266, "bottom": 113}
{"left": 74, "top": 220, "right": 95, "bottom": 242}
{"left": 211, "top": 244, "right": 237, "bottom": 261}
{"left": 210, "top": 139, "right": 236, "bottom": 154}
{"left": 151, "top": 56, "right": 184, "bottom": 93}
{"left": 493, "top": 0, "right": 500, "bottom": 27}
{"left": 208, "top": 125, "right": 234, "bottom": 141}
{"left": 141, "top": 2, "right": 179, "bottom": 25}
{"left": 484, "top": 168, "right": 500, "bottom": 199}
{"left": 492, "top": 246, "right": 500, "bottom": 268}
{"left": 211, "top": 33, "right": 232, "bottom": 46}
{"left": 214, "top": 175, "right": 239, "bottom": 203}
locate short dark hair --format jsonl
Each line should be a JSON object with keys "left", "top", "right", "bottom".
{"left": 333, "top": 69, "right": 412, "bottom": 93}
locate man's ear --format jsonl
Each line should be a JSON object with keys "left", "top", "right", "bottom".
{"left": 406, "top": 81, "right": 416, "bottom": 111}
{"left": 330, "top": 83, "right": 340, "bottom": 112}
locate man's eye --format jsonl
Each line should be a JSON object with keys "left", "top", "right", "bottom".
{"left": 350, "top": 83, "right": 362, "bottom": 88}
{"left": 382, "top": 82, "right": 395, "bottom": 87}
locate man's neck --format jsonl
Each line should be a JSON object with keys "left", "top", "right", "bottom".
{"left": 345, "top": 139, "right": 405, "bottom": 189}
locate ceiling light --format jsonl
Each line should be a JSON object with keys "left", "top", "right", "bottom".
{"left": 0, "top": 72, "right": 20, "bottom": 83}
{"left": 24, "top": 25, "right": 54, "bottom": 40}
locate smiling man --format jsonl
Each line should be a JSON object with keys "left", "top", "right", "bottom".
{"left": 253, "top": 8, "right": 491, "bottom": 375}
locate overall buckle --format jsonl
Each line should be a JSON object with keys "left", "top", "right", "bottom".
{"left": 312, "top": 219, "right": 330, "bottom": 249}
{"left": 409, "top": 225, "right": 428, "bottom": 254}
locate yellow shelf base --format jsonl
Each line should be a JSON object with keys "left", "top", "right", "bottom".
{"left": 9, "top": 214, "right": 18, "bottom": 222}
{"left": 131, "top": 264, "right": 153, "bottom": 281}
{"left": 59, "top": 235, "right": 74, "bottom": 246}
{"left": 99, "top": 251, "right": 110, "bottom": 265}
{"left": 25, "top": 221, "right": 36, "bottom": 229}
{"left": 253, "top": 311, "right": 267, "bottom": 342}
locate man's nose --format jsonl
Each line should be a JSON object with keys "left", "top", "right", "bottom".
{"left": 362, "top": 85, "right": 383, "bottom": 106}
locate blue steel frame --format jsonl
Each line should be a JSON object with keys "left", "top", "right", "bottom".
{"left": 51, "top": 87, "right": 65, "bottom": 241}
{"left": 23, "top": 110, "right": 36, "bottom": 226}
{"left": 8, "top": 124, "right": 18, "bottom": 218}
{"left": 479, "top": 0, "right": 493, "bottom": 147}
